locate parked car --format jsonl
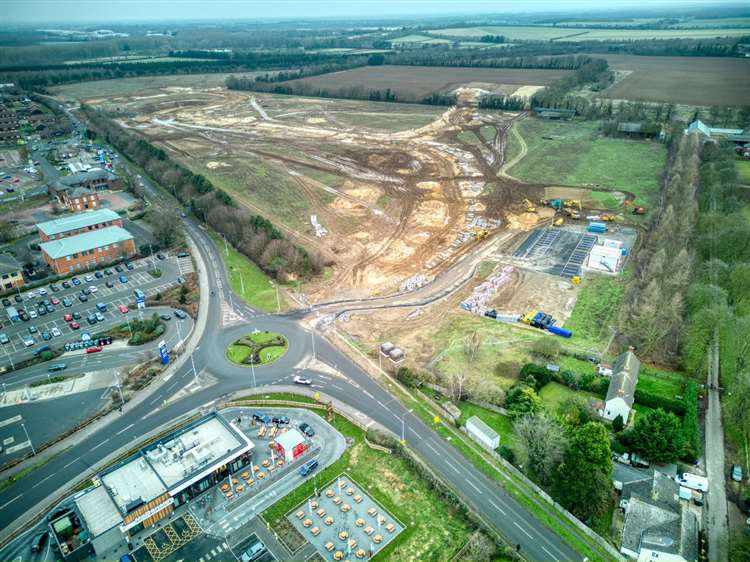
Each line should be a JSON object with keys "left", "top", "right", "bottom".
{"left": 51, "top": 327, "right": 62, "bottom": 338}
{"left": 105, "top": 279, "right": 115, "bottom": 288}
{"left": 732, "top": 464, "right": 743, "bottom": 482}
{"left": 89, "top": 285, "right": 98, "bottom": 293}
{"left": 71, "top": 277, "right": 81, "bottom": 286}
{"left": 22, "top": 336, "right": 34, "bottom": 347}
{"left": 42, "top": 331, "right": 52, "bottom": 341}
{"left": 103, "top": 269, "right": 112, "bottom": 276}
{"left": 95, "top": 312, "right": 105, "bottom": 323}
{"left": 49, "top": 284, "right": 60, "bottom": 292}
{"left": 1, "top": 298, "right": 10, "bottom": 307}
{"left": 119, "top": 275, "right": 128, "bottom": 283}
{"left": 28, "top": 326, "right": 38, "bottom": 334}
{"left": 299, "top": 459, "right": 319, "bottom": 477}
{"left": 86, "top": 315, "right": 97, "bottom": 325}
{"left": 69, "top": 322, "right": 80, "bottom": 330}
{"left": 14, "top": 294, "right": 22, "bottom": 303}
{"left": 64, "top": 313, "right": 73, "bottom": 322}
{"left": 78, "top": 294, "right": 88, "bottom": 303}
{"left": 157, "top": 253, "right": 165, "bottom": 260}
{"left": 115, "top": 265, "right": 123, "bottom": 273}
{"left": 29, "top": 310, "right": 38, "bottom": 319}
{"left": 0, "top": 334, "right": 9, "bottom": 344}
{"left": 80, "top": 287, "right": 91, "bottom": 295}
{"left": 62, "top": 297, "right": 72, "bottom": 307}
{"left": 45, "top": 304, "right": 54, "bottom": 313}
{"left": 298, "top": 422, "right": 315, "bottom": 438}
{"left": 84, "top": 275, "right": 93, "bottom": 282}
{"left": 50, "top": 297, "right": 60, "bottom": 305}
{"left": 62, "top": 281, "right": 71, "bottom": 289}
{"left": 125, "top": 263, "right": 134, "bottom": 270}
{"left": 86, "top": 346, "right": 103, "bottom": 354}
{"left": 38, "top": 288, "right": 48, "bottom": 296}
{"left": 72, "top": 311, "right": 81, "bottom": 320}
{"left": 272, "top": 415, "right": 290, "bottom": 425}
{"left": 31, "top": 531, "right": 48, "bottom": 553}
{"left": 118, "top": 305, "right": 129, "bottom": 314}
{"left": 293, "top": 375, "right": 312, "bottom": 385}
{"left": 177, "top": 276, "right": 185, "bottom": 284}
{"left": 239, "top": 541, "right": 267, "bottom": 562}
{"left": 95, "top": 271, "right": 104, "bottom": 279}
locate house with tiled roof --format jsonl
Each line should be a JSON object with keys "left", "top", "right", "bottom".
{"left": 599, "top": 350, "right": 640, "bottom": 422}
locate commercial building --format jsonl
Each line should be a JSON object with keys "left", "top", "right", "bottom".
{"left": 40, "top": 226, "right": 135, "bottom": 274}
{"left": 587, "top": 239, "right": 625, "bottom": 273}
{"left": 37, "top": 208, "right": 123, "bottom": 242}
{"left": 53, "top": 185, "right": 101, "bottom": 212}
{"left": 599, "top": 350, "right": 640, "bottom": 423}
{"left": 274, "top": 428, "right": 308, "bottom": 463}
{"left": 0, "top": 253, "right": 24, "bottom": 292}
{"left": 56, "top": 414, "right": 255, "bottom": 560}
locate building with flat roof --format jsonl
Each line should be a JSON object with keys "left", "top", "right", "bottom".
{"left": 36, "top": 208, "right": 122, "bottom": 241}
{"left": 40, "top": 226, "right": 136, "bottom": 274}
{"left": 0, "top": 253, "right": 24, "bottom": 292}
{"left": 70, "top": 414, "right": 254, "bottom": 552}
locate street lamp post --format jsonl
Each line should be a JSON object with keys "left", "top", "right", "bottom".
{"left": 113, "top": 370, "right": 125, "bottom": 409}
{"left": 20, "top": 422, "right": 36, "bottom": 456}
{"left": 311, "top": 328, "right": 316, "bottom": 361}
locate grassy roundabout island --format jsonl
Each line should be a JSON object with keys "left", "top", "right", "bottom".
{"left": 226, "top": 331, "right": 288, "bottom": 366}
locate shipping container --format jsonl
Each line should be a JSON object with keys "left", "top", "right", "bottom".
{"left": 587, "top": 221, "right": 607, "bottom": 233}
{"left": 547, "top": 325, "right": 573, "bottom": 338}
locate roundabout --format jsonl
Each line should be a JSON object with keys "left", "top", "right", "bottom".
{"left": 226, "top": 330, "right": 289, "bottom": 366}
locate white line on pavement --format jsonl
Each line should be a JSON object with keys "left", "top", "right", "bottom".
{"left": 0, "top": 494, "right": 22, "bottom": 511}
{"left": 513, "top": 521, "right": 533, "bottom": 539}
{"left": 488, "top": 499, "right": 506, "bottom": 515}
{"left": 91, "top": 438, "right": 110, "bottom": 451}
{"left": 62, "top": 457, "right": 80, "bottom": 469}
{"left": 116, "top": 424, "right": 135, "bottom": 436}
{"left": 31, "top": 473, "right": 54, "bottom": 489}
{"left": 542, "top": 546, "right": 559, "bottom": 561}
{"left": 445, "top": 460, "right": 460, "bottom": 474}
{"left": 424, "top": 441, "right": 440, "bottom": 455}
{"left": 466, "top": 479, "right": 481, "bottom": 493}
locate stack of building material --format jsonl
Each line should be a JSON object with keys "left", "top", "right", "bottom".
{"left": 460, "top": 265, "right": 514, "bottom": 313}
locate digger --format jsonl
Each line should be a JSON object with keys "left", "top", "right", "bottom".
{"left": 522, "top": 198, "right": 536, "bottom": 213}
{"left": 475, "top": 229, "right": 489, "bottom": 241}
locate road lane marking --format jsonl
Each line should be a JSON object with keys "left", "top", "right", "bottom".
{"left": 541, "top": 546, "right": 559, "bottom": 561}
{"left": 116, "top": 424, "right": 135, "bottom": 436}
{"left": 513, "top": 521, "right": 533, "bottom": 539}
{"left": 466, "top": 479, "right": 481, "bottom": 493}
{"left": 91, "top": 438, "right": 110, "bottom": 451}
{"left": 0, "top": 494, "right": 22, "bottom": 510}
{"left": 62, "top": 457, "right": 80, "bottom": 469}
{"left": 445, "top": 460, "right": 460, "bottom": 474}
{"left": 148, "top": 394, "right": 162, "bottom": 406}
{"left": 424, "top": 441, "right": 440, "bottom": 455}
{"left": 488, "top": 499, "right": 506, "bottom": 515}
{"left": 31, "top": 473, "right": 54, "bottom": 489}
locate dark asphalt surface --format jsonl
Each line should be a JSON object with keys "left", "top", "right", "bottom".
{"left": 0, "top": 154, "right": 582, "bottom": 562}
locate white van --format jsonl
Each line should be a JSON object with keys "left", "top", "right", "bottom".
{"left": 677, "top": 473, "right": 708, "bottom": 493}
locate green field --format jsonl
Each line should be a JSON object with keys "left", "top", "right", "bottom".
{"left": 390, "top": 34, "right": 452, "bottom": 45}
{"left": 262, "top": 412, "right": 474, "bottom": 562}
{"left": 636, "top": 365, "right": 687, "bottom": 400}
{"left": 539, "top": 382, "right": 601, "bottom": 412}
{"left": 457, "top": 401, "right": 515, "bottom": 448}
{"left": 564, "top": 276, "right": 625, "bottom": 348}
{"left": 737, "top": 160, "right": 750, "bottom": 185}
{"left": 208, "top": 231, "right": 286, "bottom": 312}
{"left": 510, "top": 119, "right": 667, "bottom": 207}
{"left": 430, "top": 25, "right": 750, "bottom": 41}
{"left": 226, "top": 331, "right": 288, "bottom": 366}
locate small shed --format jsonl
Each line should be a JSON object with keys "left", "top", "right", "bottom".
{"left": 275, "top": 428, "right": 307, "bottom": 463}
{"left": 380, "top": 342, "right": 395, "bottom": 356}
{"left": 388, "top": 348, "right": 405, "bottom": 363}
{"left": 465, "top": 416, "right": 499, "bottom": 450}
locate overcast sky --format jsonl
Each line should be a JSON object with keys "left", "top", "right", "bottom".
{"left": 3, "top": 0, "right": 734, "bottom": 25}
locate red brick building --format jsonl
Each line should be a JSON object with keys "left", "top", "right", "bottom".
{"left": 37, "top": 208, "right": 122, "bottom": 242}
{"left": 39, "top": 226, "right": 136, "bottom": 274}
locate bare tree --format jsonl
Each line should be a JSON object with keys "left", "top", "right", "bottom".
{"left": 512, "top": 414, "right": 568, "bottom": 486}
{"left": 464, "top": 532, "right": 497, "bottom": 562}
{"left": 463, "top": 330, "right": 481, "bottom": 363}
{"left": 444, "top": 371, "right": 469, "bottom": 402}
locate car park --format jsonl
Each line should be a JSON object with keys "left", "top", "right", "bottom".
{"left": 69, "top": 322, "right": 80, "bottom": 330}
{"left": 298, "top": 422, "right": 315, "bottom": 438}
{"left": 118, "top": 305, "right": 129, "bottom": 314}
{"left": 174, "top": 310, "right": 187, "bottom": 319}
{"left": 51, "top": 327, "right": 62, "bottom": 337}
{"left": 71, "top": 277, "right": 81, "bottom": 286}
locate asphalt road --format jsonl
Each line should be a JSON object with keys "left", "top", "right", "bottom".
{"left": 706, "top": 338, "right": 728, "bottom": 562}
{"left": 0, "top": 215, "right": 583, "bottom": 562}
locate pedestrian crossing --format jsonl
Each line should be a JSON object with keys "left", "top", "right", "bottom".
{"left": 178, "top": 254, "right": 195, "bottom": 275}
{"left": 198, "top": 542, "right": 228, "bottom": 562}
{"left": 221, "top": 300, "right": 244, "bottom": 327}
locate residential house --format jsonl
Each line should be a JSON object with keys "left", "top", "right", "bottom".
{"left": 0, "top": 253, "right": 24, "bottom": 292}
{"left": 684, "top": 119, "right": 744, "bottom": 139}
{"left": 599, "top": 350, "right": 640, "bottom": 422}
{"left": 619, "top": 471, "right": 699, "bottom": 562}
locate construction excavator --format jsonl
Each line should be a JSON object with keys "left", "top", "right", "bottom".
{"left": 553, "top": 218, "right": 564, "bottom": 227}
{"left": 475, "top": 229, "right": 489, "bottom": 241}
{"left": 522, "top": 198, "right": 536, "bottom": 213}
{"left": 600, "top": 213, "right": 616, "bottom": 222}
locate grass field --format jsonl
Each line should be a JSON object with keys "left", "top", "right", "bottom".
{"left": 637, "top": 365, "right": 687, "bottom": 399}
{"left": 286, "top": 65, "right": 572, "bottom": 101}
{"left": 226, "top": 331, "right": 288, "bottom": 365}
{"left": 564, "top": 276, "right": 625, "bottom": 348}
{"left": 539, "top": 382, "right": 601, "bottom": 412}
{"left": 262, "top": 412, "right": 474, "bottom": 562}
{"left": 50, "top": 72, "right": 270, "bottom": 100}
{"left": 510, "top": 118, "right": 666, "bottom": 206}
{"left": 601, "top": 54, "right": 750, "bottom": 106}
{"left": 737, "top": 160, "right": 750, "bottom": 185}
{"left": 457, "top": 401, "right": 515, "bottom": 448}
{"left": 430, "top": 25, "right": 750, "bottom": 41}
{"left": 208, "top": 231, "right": 287, "bottom": 312}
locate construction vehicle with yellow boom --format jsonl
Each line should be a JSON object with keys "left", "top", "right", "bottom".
{"left": 522, "top": 198, "right": 536, "bottom": 213}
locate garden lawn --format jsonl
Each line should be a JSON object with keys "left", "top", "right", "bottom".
{"left": 510, "top": 119, "right": 666, "bottom": 208}
{"left": 636, "top": 365, "right": 687, "bottom": 400}
{"left": 737, "top": 160, "right": 750, "bottom": 185}
{"left": 539, "top": 382, "right": 602, "bottom": 412}
{"left": 457, "top": 401, "right": 516, "bottom": 448}
{"left": 208, "top": 231, "right": 287, "bottom": 312}
{"left": 262, "top": 413, "right": 473, "bottom": 562}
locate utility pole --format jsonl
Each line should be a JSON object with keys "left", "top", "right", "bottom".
{"left": 20, "top": 422, "right": 35, "bottom": 456}
{"left": 311, "top": 328, "right": 316, "bottom": 361}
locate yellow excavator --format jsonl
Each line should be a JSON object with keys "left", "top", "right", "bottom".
{"left": 553, "top": 218, "right": 564, "bottom": 227}
{"left": 522, "top": 198, "right": 536, "bottom": 213}
{"left": 475, "top": 229, "right": 489, "bottom": 241}
{"left": 564, "top": 199, "right": 581, "bottom": 208}
{"left": 600, "top": 213, "right": 616, "bottom": 222}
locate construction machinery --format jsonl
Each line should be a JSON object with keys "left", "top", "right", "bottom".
{"left": 632, "top": 206, "right": 647, "bottom": 215}
{"left": 521, "top": 310, "right": 555, "bottom": 329}
{"left": 475, "top": 229, "right": 489, "bottom": 241}
{"left": 541, "top": 198, "right": 563, "bottom": 210}
{"left": 563, "top": 207, "right": 581, "bottom": 219}
{"left": 571, "top": 275, "right": 581, "bottom": 285}
{"left": 553, "top": 218, "right": 564, "bottom": 227}
{"left": 564, "top": 199, "right": 581, "bottom": 208}
{"left": 522, "top": 198, "right": 536, "bottom": 213}
{"left": 600, "top": 213, "right": 616, "bottom": 222}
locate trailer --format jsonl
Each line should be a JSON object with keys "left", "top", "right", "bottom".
{"left": 587, "top": 221, "right": 607, "bottom": 234}
{"left": 547, "top": 325, "right": 573, "bottom": 338}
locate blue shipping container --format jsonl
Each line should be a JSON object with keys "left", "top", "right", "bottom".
{"left": 547, "top": 325, "right": 573, "bottom": 338}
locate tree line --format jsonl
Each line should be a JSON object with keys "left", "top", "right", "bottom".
{"left": 80, "top": 106, "right": 323, "bottom": 281}
{"left": 619, "top": 134, "right": 701, "bottom": 364}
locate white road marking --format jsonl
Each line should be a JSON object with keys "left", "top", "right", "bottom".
{"left": 542, "top": 546, "right": 559, "bottom": 561}
{"left": 0, "top": 494, "right": 22, "bottom": 510}
{"left": 91, "top": 438, "right": 110, "bottom": 451}
{"left": 488, "top": 499, "right": 506, "bottom": 515}
{"left": 62, "top": 457, "right": 80, "bottom": 469}
{"left": 116, "top": 424, "right": 135, "bottom": 436}
{"left": 424, "top": 441, "right": 440, "bottom": 455}
{"left": 31, "top": 473, "right": 54, "bottom": 489}
{"left": 513, "top": 521, "right": 533, "bottom": 539}
{"left": 445, "top": 460, "right": 460, "bottom": 474}
{"left": 466, "top": 479, "right": 482, "bottom": 493}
